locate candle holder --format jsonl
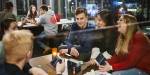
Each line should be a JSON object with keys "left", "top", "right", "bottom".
{"left": 52, "top": 48, "right": 57, "bottom": 60}
{"left": 51, "top": 48, "right": 62, "bottom": 67}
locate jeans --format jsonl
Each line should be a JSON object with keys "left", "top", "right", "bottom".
{"left": 36, "top": 31, "right": 57, "bottom": 49}
{"left": 36, "top": 32, "right": 49, "bottom": 49}
{"left": 112, "top": 68, "right": 148, "bottom": 75}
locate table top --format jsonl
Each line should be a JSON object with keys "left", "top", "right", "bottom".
{"left": 29, "top": 55, "right": 57, "bottom": 75}
{"left": 29, "top": 54, "right": 94, "bottom": 75}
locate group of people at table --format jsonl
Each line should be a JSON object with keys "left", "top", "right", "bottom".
{"left": 0, "top": 1, "right": 150, "bottom": 75}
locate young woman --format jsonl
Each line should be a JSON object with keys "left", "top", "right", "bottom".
{"left": 26, "top": 5, "right": 38, "bottom": 24}
{"left": 98, "top": 14, "right": 150, "bottom": 75}
{"left": 93, "top": 9, "right": 118, "bottom": 54}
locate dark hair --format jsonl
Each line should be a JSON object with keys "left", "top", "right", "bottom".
{"left": 96, "top": 9, "right": 115, "bottom": 26}
{"left": 40, "top": 5, "right": 48, "bottom": 11}
{"left": 5, "top": 1, "right": 13, "bottom": 10}
{"left": 28, "top": 5, "right": 37, "bottom": 18}
{"left": 0, "top": 18, "right": 16, "bottom": 40}
{"left": 75, "top": 7, "right": 88, "bottom": 16}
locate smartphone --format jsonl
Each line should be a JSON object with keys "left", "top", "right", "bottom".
{"left": 50, "top": 57, "right": 62, "bottom": 67}
{"left": 95, "top": 53, "right": 106, "bottom": 65}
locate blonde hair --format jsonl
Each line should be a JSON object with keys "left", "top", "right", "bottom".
{"left": 3, "top": 30, "right": 33, "bottom": 62}
{"left": 115, "top": 14, "right": 138, "bottom": 55}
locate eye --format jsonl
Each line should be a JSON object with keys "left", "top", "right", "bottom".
{"left": 119, "top": 19, "right": 123, "bottom": 21}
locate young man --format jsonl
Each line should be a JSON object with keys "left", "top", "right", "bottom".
{"left": 60, "top": 7, "right": 95, "bottom": 61}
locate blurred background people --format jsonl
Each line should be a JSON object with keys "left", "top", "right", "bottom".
{"left": 36, "top": 5, "right": 58, "bottom": 53}
{"left": 0, "top": 1, "right": 16, "bottom": 23}
{"left": 98, "top": 14, "right": 150, "bottom": 75}
{"left": 47, "top": 5, "right": 61, "bottom": 24}
{"left": 0, "top": 1, "right": 16, "bottom": 37}
{"left": 25, "top": 5, "right": 38, "bottom": 24}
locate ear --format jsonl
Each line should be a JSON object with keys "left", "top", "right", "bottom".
{"left": 26, "top": 50, "right": 32, "bottom": 59}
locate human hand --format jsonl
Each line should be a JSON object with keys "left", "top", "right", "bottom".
{"left": 59, "top": 49, "right": 68, "bottom": 54}
{"left": 87, "top": 59, "right": 96, "bottom": 65}
{"left": 56, "top": 60, "right": 65, "bottom": 74}
{"left": 91, "top": 47, "right": 100, "bottom": 59}
{"left": 70, "top": 47, "right": 79, "bottom": 57}
{"left": 99, "top": 61, "right": 112, "bottom": 72}
{"left": 29, "top": 67, "right": 48, "bottom": 75}
{"left": 43, "top": 47, "right": 50, "bottom": 54}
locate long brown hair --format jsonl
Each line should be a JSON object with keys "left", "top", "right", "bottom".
{"left": 115, "top": 14, "right": 139, "bottom": 55}
{"left": 28, "top": 5, "right": 37, "bottom": 19}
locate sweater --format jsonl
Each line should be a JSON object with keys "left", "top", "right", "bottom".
{"left": 108, "top": 31, "right": 150, "bottom": 74}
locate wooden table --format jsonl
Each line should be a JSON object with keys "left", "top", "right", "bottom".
{"left": 18, "top": 23, "right": 44, "bottom": 36}
{"left": 29, "top": 55, "right": 57, "bottom": 75}
{"left": 29, "top": 54, "right": 94, "bottom": 75}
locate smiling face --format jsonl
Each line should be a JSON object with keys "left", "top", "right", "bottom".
{"left": 31, "top": 6, "right": 36, "bottom": 13}
{"left": 117, "top": 16, "right": 128, "bottom": 35}
{"left": 95, "top": 15, "right": 106, "bottom": 28}
{"left": 75, "top": 13, "right": 88, "bottom": 28}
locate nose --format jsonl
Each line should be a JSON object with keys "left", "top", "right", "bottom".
{"left": 117, "top": 20, "right": 120, "bottom": 24}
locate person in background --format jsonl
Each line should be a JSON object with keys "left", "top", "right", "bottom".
{"left": 25, "top": 5, "right": 38, "bottom": 24}
{"left": 47, "top": 4, "right": 55, "bottom": 17}
{"left": 0, "top": 1, "right": 16, "bottom": 35}
{"left": 47, "top": 5, "right": 61, "bottom": 23}
{"left": 36, "top": 5, "right": 58, "bottom": 52}
{"left": 0, "top": 1, "right": 16, "bottom": 22}
{"left": 60, "top": 7, "right": 95, "bottom": 61}
{"left": 98, "top": 14, "right": 150, "bottom": 75}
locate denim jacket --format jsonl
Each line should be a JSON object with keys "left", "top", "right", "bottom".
{"left": 66, "top": 22, "right": 95, "bottom": 53}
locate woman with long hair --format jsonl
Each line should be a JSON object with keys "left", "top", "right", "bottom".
{"left": 26, "top": 5, "right": 38, "bottom": 24}
{"left": 93, "top": 9, "right": 118, "bottom": 54}
{"left": 98, "top": 14, "right": 150, "bottom": 75}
